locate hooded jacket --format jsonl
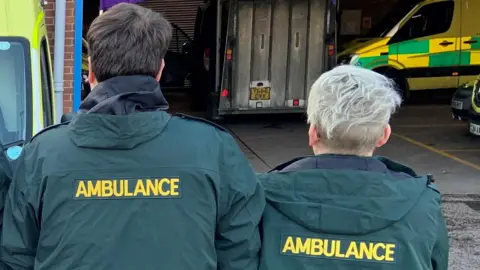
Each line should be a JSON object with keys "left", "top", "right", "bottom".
{"left": 0, "top": 141, "right": 12, "bottom": 270}
{"left": 257, "top": 154, "right": 449, "bottom": 270}
{"left": 0, "top": 75, "right": 265, "bottom": 270}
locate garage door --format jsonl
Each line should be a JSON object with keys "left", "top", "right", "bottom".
{"left": 139, "top": 0, "right": 204, "bottom": 41}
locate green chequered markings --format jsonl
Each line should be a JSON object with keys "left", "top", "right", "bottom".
{"left": 357, "top": 55, "right": 388, "bottom": 69}
{"left": 429, "top": 51, "right": 463, "bottom": 67}
{"left": 388, "top": 40, "right": 430, "bottom": 54}
{"left": 460, "top": 51, "right": 471, "bottom": 65}
{"left": 470, "top": 37, "right": 480, "bottom": 50}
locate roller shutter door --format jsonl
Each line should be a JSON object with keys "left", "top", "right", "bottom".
{"left": 140, "top": 0, "right": 204, "bottom": 52}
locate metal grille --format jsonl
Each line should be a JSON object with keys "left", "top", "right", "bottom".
{"left": 139, "top": 0, "right": 203, "bottom": 89}
{"left": 139, "top": 0, "right": 204, "bottom": 41}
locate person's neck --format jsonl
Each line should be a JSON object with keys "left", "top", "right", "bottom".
{"left": 313, "top": 147, "right": 373, "bottom": 157}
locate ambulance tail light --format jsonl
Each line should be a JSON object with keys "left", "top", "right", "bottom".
{"left": 226, "top": 49, "right": 233, "bottom": 61}
{"left": 328, "top": 44, "right": 335, "bottom": 56}
{"left": 221, "top": 89, "right": 229, "bottom": 97}
{"left": 293, "top": 99, "right": 300, "bottom": 106}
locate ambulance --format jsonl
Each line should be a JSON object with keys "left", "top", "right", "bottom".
{"left": 338, "top": 0, "right": 480, "bottom": 99}
{"left": 0, "top": 0, "right": 55, "bottom": 155}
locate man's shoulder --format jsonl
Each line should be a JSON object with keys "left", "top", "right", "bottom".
{"left": 29, "top": 122, "right": 70, "bottom": 145}
{"left": 171, "top": 113, "right": 238, "bottom": 146}
{"left": 256, "top": 172, "right": 292, "bottom": 192}
{"left": 173, "top": 113, "right": 229, "bottom": 132}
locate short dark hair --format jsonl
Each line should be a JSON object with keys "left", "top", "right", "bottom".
{"left": 87, "top": 3, "right": 172, "bottom": 82}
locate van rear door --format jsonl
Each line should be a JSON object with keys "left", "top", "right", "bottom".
{"left": 225, "top": 0, "right": 328, "bottom": 113}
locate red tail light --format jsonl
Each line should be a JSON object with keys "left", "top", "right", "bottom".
{"left": 328, "top": 44, "right": 335, "bottom": 56}
{"left": 226, "top": 49, "right": 232, "bottom": 61}
{"left": 221, "top": 89, "right": 229, "bottom": 97}
{"left": 204, "top": 48, "right": 210, "bottom": 59}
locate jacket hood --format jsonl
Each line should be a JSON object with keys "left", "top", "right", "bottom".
{"left": 68, "top": 75, "right": 171, "bottom": 149}
{"left": 260, "top": 155, "right": 430, "bottom": 235}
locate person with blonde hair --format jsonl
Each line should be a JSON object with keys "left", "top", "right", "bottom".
{"left": 257, "top": 65, "right": 449, "bottom": 270}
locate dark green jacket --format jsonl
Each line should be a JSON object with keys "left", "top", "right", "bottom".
{"left": 257, "top": 154, "right": 449, "bottom": 270}
{"left": 0, "top": 141, "right": 12, "bottom": 270}
{"left": 0, "top": 75, "right": 265, "bottom": 270}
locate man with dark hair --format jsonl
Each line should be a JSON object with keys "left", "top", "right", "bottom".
{"left": 0, "top": 4, "right": 264, "bottom": 270}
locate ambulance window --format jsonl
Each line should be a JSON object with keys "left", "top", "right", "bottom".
{"left": 40, "top": 38, "right": 54, "bottom": 127}
{"left": 0, "top": 39, "right": 28, "bottom": 145}
{"left": 392, "top": 1, "right": 454, "bottom": 42}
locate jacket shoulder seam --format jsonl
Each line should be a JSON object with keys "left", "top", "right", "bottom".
{"left": 30, "top": 121, "right": 70, "bottom": 143}
{"left": 174, "top": 113, "right": 228, "bottom": 133}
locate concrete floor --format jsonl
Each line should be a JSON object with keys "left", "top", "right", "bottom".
{"left": 166, "top": 91, "right": 480, "bottom": 269}
{"left": 225, "top": 104, "right": 480, "bottom": 194}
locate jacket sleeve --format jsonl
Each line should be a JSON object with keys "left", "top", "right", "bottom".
{"left": 431, "top": 196, "right": 449, "bottom": 270}
{"left": 216, "top": 132, "right": 265, "bottom": 270}
{"left": 0, "top": 146, "right": 12, "bottom": 230}
{"left": 0, "top": 170, "right": 11, "bottom": 270}
{"left": 1, "top": 151, "right": 40, "bottom": 270}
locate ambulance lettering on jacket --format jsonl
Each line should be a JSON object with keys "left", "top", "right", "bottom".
{"left": 73, "top": 178, "right": 181, "bottom": 199}
{"left": 281, "top": 235, "right": 396, "bottom": 263}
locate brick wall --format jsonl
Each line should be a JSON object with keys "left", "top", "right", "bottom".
{"left": 44, "top": 0, "right": 76, "bottom": 113}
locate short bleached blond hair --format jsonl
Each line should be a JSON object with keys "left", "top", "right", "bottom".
{"left": 307, "top": 65, "right": 402, "bottom": 153}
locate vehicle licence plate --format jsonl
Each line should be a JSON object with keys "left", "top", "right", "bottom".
{"left": 469, "top": 122, "right": 480, "bottom": 136}
{"left": 451, "top": 100, "right": 463, "bottom": 110}
{"left": 249, "top": 87, "right": 271, "bottom": 100}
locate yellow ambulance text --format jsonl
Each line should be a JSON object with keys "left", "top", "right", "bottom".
{"left": 74, "top": 178, "right": 181, "bottom": 199}
{"left": 281, "top": 236, "right": 395, "bottom": 263}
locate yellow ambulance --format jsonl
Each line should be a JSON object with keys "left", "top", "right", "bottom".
{"left": 338, "top": 0, "right": 480, "bottom": 98}
{"left": 0, "top": 0, "right": 55, "bottom": 150}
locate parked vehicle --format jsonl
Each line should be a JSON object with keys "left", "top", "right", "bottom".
{"left": 191, "top": 0, "right": 338, "bottom": 119}
{"left": 451, "top": 78, "right": 475, "bottom": 121}
{"left": 0, "top": 0, "right": 55, "bottom": 151}
{"left": 160, "top": 23, "right": 194, "bottom": 91}
{"left": 339, "top": 0, "right": 480, "bottom": 99}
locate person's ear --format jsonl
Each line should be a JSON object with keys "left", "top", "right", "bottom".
{"left": 155, "top": 59, "right": 165, "bottom": 82}
{"left": 88, "top": 57, "right": 98, "bottom": 89}
{"left": 308, "top": 124, "right": 321, "bottom": 147}
{"left": 376, "top": 124, "right": 392, "bottom": 148}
